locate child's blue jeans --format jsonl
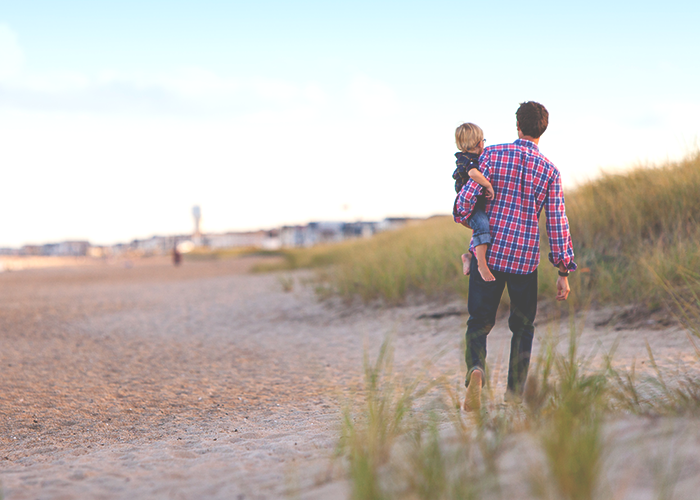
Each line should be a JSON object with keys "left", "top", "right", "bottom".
{"left": 467, "top": 199, "right": 491, "bottom": 247}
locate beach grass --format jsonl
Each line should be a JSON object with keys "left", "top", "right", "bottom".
{"left": 323, "top": 153, "right": 700, "bottom": 497}
{"left": 254, "top": 150, "right": 700, "bottom": 310}
{"left": 338, "top": 317, "right": 700, "bottom": 500}
{"left": 254, "top": 217, "right": 469, "bottom": 304}
{"left": 337, "top": 266, "right": 700, "bottom": 499}
{"left": 182, "top": 246, "right": 263, "bottom": 261}
{"left": 525, "top": 329, "right": 607, "bottom": 500}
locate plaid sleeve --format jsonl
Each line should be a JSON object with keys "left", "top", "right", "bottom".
{"left": 545, "top": 171, "right": 577, "bottom": 271}
{"left": 453, "top": 153, "right": 490, "bottom": 226}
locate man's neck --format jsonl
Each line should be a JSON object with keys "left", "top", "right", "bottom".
{"left": 518, "top": 133, "right": 539, "bottom": 145}
{"left": 516, "top": 125, "right": 540, "bottom": 145}
{"left": 517, "top": 129, "right": 540, "bottom": 146}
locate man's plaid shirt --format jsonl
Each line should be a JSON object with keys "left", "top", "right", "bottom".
{"left": 453, "top": 138, "right": 576, "bottom": 275}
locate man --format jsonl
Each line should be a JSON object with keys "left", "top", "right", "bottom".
{"left": 453, "top": 101, "right": 576, "bottom": 411}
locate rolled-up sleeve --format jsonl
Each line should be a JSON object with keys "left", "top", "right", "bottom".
{"left": 545, "top": 172, "right": 577, "bottom": 271}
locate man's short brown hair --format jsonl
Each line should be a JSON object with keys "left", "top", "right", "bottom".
{"left": 516, "top": 101, "right": 548, "bottom": 138}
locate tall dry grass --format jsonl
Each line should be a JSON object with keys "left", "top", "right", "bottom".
{"left": 260, "top": 150, "right": 700, "bottom": 309}
{"left": 567, "top": 152, "right": 700, "bottom": 252}
{"left": 563, "top": 150, "right": 700, "bottom": 307}
{"left": 256, "top": 217, "right": 470, "bottom": 304}
{"left": 322, "top": 218, "right": 468, "bottom": 304}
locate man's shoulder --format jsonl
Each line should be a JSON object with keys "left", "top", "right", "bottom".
{"left": 484, "top": 140, "right": 540, "bottom": 158}
{"left": 482, "top": 141, "right": 538, "bottom": 165}
{"left": 484, "top": 141, "right": 560, "bottom": 178}
{"left": 529, "top": 149, "right": 560, "bottom": 178}
{"left": 480, "top": 142, "right": 519, "bottom": 166}
{"left": 483, "top": 142, "right": 519, "bottom": 154}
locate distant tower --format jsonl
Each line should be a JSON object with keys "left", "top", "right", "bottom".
{"left": 192, "top": 205, "right": 202, "bottom": 238}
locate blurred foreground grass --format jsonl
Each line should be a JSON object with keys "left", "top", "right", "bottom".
{"left": 338, "top": 291, "right": 700, "bottom": 500}
{"left": 256, "top": 151, "right": 700, "bottom": 309}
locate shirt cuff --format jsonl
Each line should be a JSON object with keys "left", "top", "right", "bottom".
{"left": 548, "top": 252, "right": 577, "bottom": 272}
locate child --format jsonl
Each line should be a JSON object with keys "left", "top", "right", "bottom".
{"left": 453, "top": 123, "right": 495, "bottom": 282}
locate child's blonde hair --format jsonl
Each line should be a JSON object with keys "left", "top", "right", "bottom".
{"left": 455, "top": 123, "right": 484, "bottom": 153}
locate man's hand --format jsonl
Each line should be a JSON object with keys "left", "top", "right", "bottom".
{"left": 484, "top": 184, "right": 495, "bottom": 200}
{"left": 556, "top": 276, "right": 570, "bottom": 301}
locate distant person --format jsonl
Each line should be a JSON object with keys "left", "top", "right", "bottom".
{"left": 453, "top": 123, "right": 496, "bottom": 281}
{"left": 172, "top": 243, "right": 182, "bottom": 266}
{"left": 453, "top": 101, "right": 576, "bottom": 411}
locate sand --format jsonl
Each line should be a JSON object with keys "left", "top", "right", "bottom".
{"left": 1, "top": 257, "right": 700, "bottom": 499}
{"left": 0, "top": 256, "right": 95, "bottom": 272}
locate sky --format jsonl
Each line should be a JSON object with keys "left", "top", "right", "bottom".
{"left": 1, "top": 0, "right": 699, "bottom": 247}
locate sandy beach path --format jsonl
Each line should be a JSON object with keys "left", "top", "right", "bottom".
{"left": 0, "top": 258, "right": 354, "bottom": 499}
{"left": 0, "top": 257, "right": 464, "bottom": 499}
{"left": 2, "top": 257, "right": 700, "bottom": 499}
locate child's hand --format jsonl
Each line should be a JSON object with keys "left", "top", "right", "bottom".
{"left": 484, "top": 184, "right": 495, "bottom": 200}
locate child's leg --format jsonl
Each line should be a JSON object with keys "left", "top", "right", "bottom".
{"left": 462, "top": 251, "right": 472, "bottom": 275}
{"left": 467, "top": 207, "right": 495, "bottom": 282}
{"left": 474, "top": 243, "right": 495, "bottom": 282}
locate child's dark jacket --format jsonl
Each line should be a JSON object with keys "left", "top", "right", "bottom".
{"left": 452, "top": 152, "right": 480, "bottom": 193}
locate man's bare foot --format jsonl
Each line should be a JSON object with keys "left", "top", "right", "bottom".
{"left": 461, "top": 253, "right": 471, "bottom": 275}
{"left": 504, "top": 390, "right": 522, "bottom": 404}
{"left": 462, "top": 369, "right": 482, "bottom": 411}
{"left": 477, "top": 263, "right": 496, "bottom": 282}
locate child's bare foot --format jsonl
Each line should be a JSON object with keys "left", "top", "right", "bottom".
{"left": 463, "top": 369, "right": 482, "bottom": 411}
{"left": 478, "top": 265, "right": 496, "bottom": 282}
{"left": 461, "top": 253, "right": 471, "bottom": 275}
{"left": 473, "top": 244, "right": 495, "bottom": 282}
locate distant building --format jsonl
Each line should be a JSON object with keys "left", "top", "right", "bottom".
{"left": 20, "top": 245, "right": 43, "bottom": 256}
{"left": 56, "top": 241, "right": 90, "bottom": 256}
{"left": 6, "top": 215, "right": 422, "bottom": 257}
{"left": 376, "top": 217, "right": 414, "bottom": 232}
{"left": 343, "top": 221, "right": 377, "bottom": 239}
{"left": 120, "top": 235, "right": 183, "bottom": 256}
{"left": 279, "top": 225, "right": 309, "bottom": 248}
{"left": 18, "top": 241, "right": 90, "bottom": 257}
{"left": 208, "top": 231, "right": 265, "bottom": 249}
{"left": 279, "top": 221, "right": 379, "bottom": 248}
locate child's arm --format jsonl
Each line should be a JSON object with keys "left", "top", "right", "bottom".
{"left": 468, "top": 169, "right": 495, "bottom": 200}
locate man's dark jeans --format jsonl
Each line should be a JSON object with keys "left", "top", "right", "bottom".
{"left": 465, "top": 256, "right": 538, "bottom": 394}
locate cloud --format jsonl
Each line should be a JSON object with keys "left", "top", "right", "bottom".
{"left": 0, "top": 24, "right": 24, "bottom": 80}
{"left": 303, "top": 83, "right": 328, "bottom": 106}
{"left": 348, "top": 75, "right": 399, "bottom": 117}
{"left": 0, "top": 65, "right": 331, "bottom": 118}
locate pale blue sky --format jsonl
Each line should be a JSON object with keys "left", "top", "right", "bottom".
{"left": 1, "top": 1, "right": 698, "bottom": 246}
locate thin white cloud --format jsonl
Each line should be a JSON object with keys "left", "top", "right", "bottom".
{"left": 150, "top": 67, "right": 240, "bottom": 99}
{"left": 0, "top": 65, "right": 331, "bottom": 118}
{"left": 0, "top": 24, "right": 23, "bottom": 80}
{"left": 303, "top": 83, "right": 329, "bottom": 106}
{"left": 348, "top": 75, "right": 399, "bottom": 117}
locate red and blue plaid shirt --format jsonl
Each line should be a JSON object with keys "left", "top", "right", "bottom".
{"left": 453, "top": 138, "right": 576, "bottom": 275}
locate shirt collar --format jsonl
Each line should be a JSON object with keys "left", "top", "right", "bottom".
{"left": 455, "top": 151, "right": 479, "bottom": 160}
{"left": 514, "top": 138, "right": 539, "bottom": 151}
